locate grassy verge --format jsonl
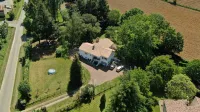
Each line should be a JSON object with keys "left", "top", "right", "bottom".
{"left": 0, "top": 27, "right": 15, "bottom": 88}
{"left": 13, "top": 0, "right": 24, "bottom": 20}
{"left": 10, "top": 45, "right": 25, "bottom": 112}
{"left": 47, "top": 76, "right": 120, "bottom": 111}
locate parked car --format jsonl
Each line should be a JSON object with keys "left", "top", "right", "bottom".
{"left": 110, "top": 64, "right": 115, "bottom": 70}
{"left": 116, "top": 65, "right": 124, "bottom": 72}
{"left": 5, "top": 5, "right": 12, "bottom": 9}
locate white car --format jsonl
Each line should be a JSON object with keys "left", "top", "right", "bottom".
{"left": 6, "top": 5, "right": 12, "bottom": 9}
{"left": 116, "top": 65, "right": 124, "bottom": 72}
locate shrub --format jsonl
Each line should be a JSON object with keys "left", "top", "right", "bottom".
{"left": 8, "top": 10, "right": 15, "bottom": 20}
{"left": 79, "top": 84, "right": 95, "bottom": 103}
{"left": 18, "top": 81, "right": 31, "bottom": 99}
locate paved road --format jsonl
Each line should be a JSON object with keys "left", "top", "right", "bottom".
{"left": 0, "top": 3, "right": 26, "bottom": 112}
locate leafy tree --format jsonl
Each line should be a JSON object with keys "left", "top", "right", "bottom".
{"left": 107, "top": 80, "right": 149, "bottom": 112}
{"left": 149, "top": 74, "right": 164, "bottom": 92}
{"left": 8, "top": 10, "right": 15, "bottom": 20}
{"left": 18, "top": 81, "right": 31, "bottom": 98}
{"left": 121, "top": 8, "right": 144, "bottom": 22}
{"left": 79, "top": 84, "right": 95, "bottom": 103}
{"left": 184, "top": 60, "right": 200, "bottom": 84}
{"left": 127, "top": 69, "right": 151, "bottom": 97}
{"left": 68, "top": 54, "right": 82, "bottom": 92}
{"left": 24, "top": 40, "right": 32, "bottom": 59}
{"left": 82, "top": 14, "right": 101, "bottom": 42}
{"left": 47, "top": 0, "right": 63, "bottom": 19}
{"left": 107, "top": 9, "right": 121, "bottom": 26}
{"left": 0, "top": 22, "right": 8, "bottom": 39}
{"left": 162, "top": 28, "right": 184, "bottom": 53}
{"left": 60, "top": 9, "right": 70, "bottom": 21}
{"left": 117, "top": 14, "right": 161, "bottom": 67}
{"left": 146, "top": 55, "right": 178, "bottom": 88}
{"left": 166, "top": 74, "right": 197, "bottom": 99}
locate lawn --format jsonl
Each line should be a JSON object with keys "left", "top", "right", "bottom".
{"left": 27, "top": 58, "right": 90, "bottom": 106}
{"left": 0, "top": 27, "right": 15, "bottom": 88}
{"left": 7, "top": 0, "right": 24, "bottom": 20}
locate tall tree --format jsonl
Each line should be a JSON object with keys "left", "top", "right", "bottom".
{"left": 107, "top": 80, "right": 149, "bottom": 112}
{"left": 47, "top": 0, "right": 63, "bottom": 19}
{"left": 146, "top": 55, "right": 178, "bottom": 89}
{"left": 166, "top": 74, "right": 197, "bottom": 99}
{"left": 107, "top": 9, "right": 121, "bottom": 26}
{"left": 184, "top": 60, "right": 200, "bottom": 84}
{"left": 121, "top": 8, "right": 144, "bottom": 22}
{"left": 68, "top": 54, "right": 82, "bottom": 92}
{"left": 0, "top": 22, "right": 8, "bottom": 39}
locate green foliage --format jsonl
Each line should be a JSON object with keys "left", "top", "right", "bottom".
{"left": 162, "top": 28, "right": 184, "bottom": 53}
{"left": 107, "top": 80, "right": 149, "bottom": 112}
{"left": 61, "top": 12, "right": 100, "bottom": 48}
{"left": 47, "top": 0, "right": 63, "bottom": 19}
{"left": 146, "top": 55, "right": 178, "bottom": 90}
{"left": 8, "top": 10, "right": 15, "bottom": 21}
{"left": 105, "top": 26, "right": 119, "bottom": 39}
{"left": 60, "top": 9, "right": 70, "bottom": 21}
{"left": 166, "top": 74, "right": 197, "bottom": 99}
{"left": 0, "top": 22, "right": 8, "bottom": 39}
{"left": 121, "top": 8, "right": 144, "bottom": 22}
{"left": 68, "top": 55, "right": 82, "bottom": 92}
{"left": 18, "top": 81, "right": 31, "bottom": 98}
{"left": 150, "top": 74, "right": 164, "bottom": 92}
{"left": 184, "top": 60, "right": 200, "bottom": 84}
{"left": 79, "top": 84, "right": 95, "bottom": 103}
{"left": 76, "top": 0, "right": 109, "bottom": 28}
{"left": 127, "top": 69, "right": 151, "bottom": 97}
{"left": 23, "top": 40, "right": 32, "bottom": 59}
{"left": 107, "top": 10, "right": 121, "bottom": 26}
{"left": 56, "top": 45, "right": 67, "bottom": 58}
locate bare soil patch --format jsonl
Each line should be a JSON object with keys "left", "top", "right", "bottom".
{"left": 174, "top": 0, "right": 200, "bottom": 10}
{"left": 107, "top": 0, "right": 200, "bottom": 60}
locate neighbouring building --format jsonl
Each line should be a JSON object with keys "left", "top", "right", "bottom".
{"left": 78, "top": 38, "right": 116, "bottom": 66}
{"left": 0, "top": 5, "right": 4, "bottom": 17}
{"left": 159, "top": 97, "right": 200, "bottom": 112}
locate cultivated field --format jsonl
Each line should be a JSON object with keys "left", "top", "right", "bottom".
{"left": 177, "top": 0, "right": 200, "bottom": 10}
{"left": 107, "top": 0, "right": 200, "bottom": 60}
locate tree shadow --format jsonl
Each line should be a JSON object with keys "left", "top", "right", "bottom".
{"left": 31, "top": 41, "right": 58, "bottom": 61}
{"left": 99, "top": 94, "right": 106, "bottom": 112}
{"left": 15, "top": 94, "right": 31, "bottom": 110}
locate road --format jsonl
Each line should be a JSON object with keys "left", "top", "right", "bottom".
{"left": 0, "top": 1, "right": 26, "bottom": 112}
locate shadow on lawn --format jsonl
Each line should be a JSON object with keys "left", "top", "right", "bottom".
{"left": 31, "top": 41, "right": 58, "bottom": 61}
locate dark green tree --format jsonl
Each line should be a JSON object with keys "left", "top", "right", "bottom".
{"left": 107, "top": 80, "right": 149, "bottom": 112}
{"left": 184, "top": 60, "right": 200, "bottom": 84}
{"left": 166, "top": 74, "right": 197, "bottom": 99}
{"left": 121, "top": 8, "right": 144, "bottom": 22}
{"left": 0, "top": 22, "right": 8, "bottom": 39}
{"left": 146, "top": 55, "right": 178, "bottom": 89}
{"left": 107, "top": 9, "right": 121, "bottom": 26}
{"left": 127, "top": 69, "right": 151, "bottom": 97}
{"left": 47, "top": 0, "right": 63, "bottom": 19}
{"left": 18, "top": 81, "right": 31, "bottom": 98}
{"left": 79, "top": 84, "right": 95, "bottom": 103}
{"left": 68, "top": 54, "right": 82, "bottom": 92}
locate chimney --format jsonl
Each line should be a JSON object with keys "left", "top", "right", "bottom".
{"left": 92, "top": 45, "right": 95, "bottom": 50}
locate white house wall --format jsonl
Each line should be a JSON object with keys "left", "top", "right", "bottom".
{"left": 78, "top": 50, "right": 94, "bottom": 60}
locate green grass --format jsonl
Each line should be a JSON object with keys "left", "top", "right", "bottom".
{"left": 13, "top": 0, "right": 24, "bottom": 20}
{"left": 70, "top": 89, "right": 113, "bottom": 112}
{"left": 152, "top": 105, "right": 160, "bottom": 112}
{"left": 27, "top": 58, "right": 90, "bottom": 107}
{"left": 0, "top": 27, "right": 16, "bottom": 88}
{"left": 10, "top": 45, "right": 25, "bottom": 112}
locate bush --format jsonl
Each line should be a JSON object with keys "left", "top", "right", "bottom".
{"left": 79, "top": 84, "right": 95, "bottom": 103}
{"left": 173, "top": 0, "right": 177, "bottom": 5}
{"left": 8, "top": 10, "right": 15, "bottom": 20}
{"left": 56, "top": 46, "right": 63, "bottom": 57}
{"left": 18, "top": 81, "right": 31, "bottom": 99}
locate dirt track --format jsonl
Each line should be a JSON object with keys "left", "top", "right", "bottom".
{"left": 107, "top": 0, "right": 200, "bottom": 60}
{"left": 177, "top": 0, "right": 200, "bottom": 9}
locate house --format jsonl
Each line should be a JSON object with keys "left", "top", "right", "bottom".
{"left": 159, "top": 97, "right": 200, "bottom": 112}
{"left": 78, "top": 38, "right": 116, "bottom": 66}
{"left": 0, "top": 5, "right": 4, "bottom": 17}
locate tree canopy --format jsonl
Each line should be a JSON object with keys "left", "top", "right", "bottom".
{"left": 107, "top": 80, "right": 149, "bottom": 112}
{"left": 146, "top": 55, "right": 178, "bottom": 89}
{"left": 166, "top": 74, "right": 197, "bottom": 99}
{"left": 184, "top": 60, "right": 200, "bottom": 84}
{"left": 107, "top": 9, "right": 121, "bottom": 26}
{"left": 121, "top": 8, "right": 144, "bottom": 22}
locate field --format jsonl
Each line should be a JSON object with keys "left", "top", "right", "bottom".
{"left": 27, "top": 58, "right": 90, "bottom": 106}
{"left": 177, "top": 0, "right": 200, "bottom": 10}
{"left": 107, "top": 0, "right": 200, "bottom": 60}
